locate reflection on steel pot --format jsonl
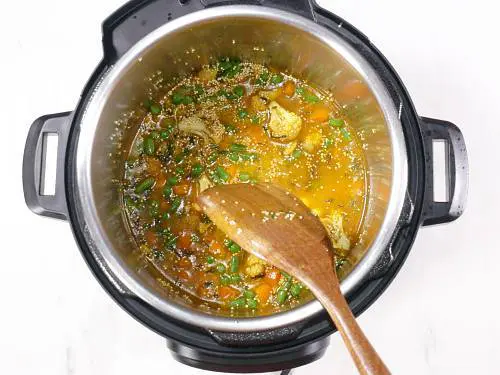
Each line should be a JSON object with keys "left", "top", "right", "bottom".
{"left": 22, "top": 0, "right": 468, "bottom": 373}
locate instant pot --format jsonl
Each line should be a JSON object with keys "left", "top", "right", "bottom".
{"left": 22, "top": 0, "right": 468, "bottom": 373}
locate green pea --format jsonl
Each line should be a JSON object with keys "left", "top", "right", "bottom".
{"left": 191, "top": 162, "right": 204, "bottom": 178}
{"left": 163, "top": 185, "right": 172, "bottom": 199}
{"left": 239, "top": 172, "right": 250, "bottom": 182}
{"left": 329, "top": 118, "right": 345, "bottom": 127}
{"left": 216, "top": 263, "right": 226, "bottom": 273}
{"left": 271, "top": 74, "right": 284, "bottom": 84}
{"left": 230, "top": 255, "right": 240, "bottom": 273}
{"left": 233, "top": 85, "right": 245, "bottom": 97}
{"left": 215, "top": 166, "right": 230, "bottom": 182}
{"left": 229, "top": 143, "right": 247, "bottom": 153}
{"left": 230, "top": 274, "right": 241, "bottom": 284}
{"left": 170, "top": 197, "right": 182, "bottom": 213}
{"left": 135, "top": 177, "right": 155, "bottom": 194}
{"left": 290, "top": 283, "right": 303, "bottom": 297}
{"left": 220, "top": 274, "right": 231, "bottom": 285}
{"left": 230, "top": 296, "right": 246, "bottom": 309}
{"left": 143, "top": 137, "right": 155, "bottom": 156}
{"left": 150, "top": 103, "right": 162, "bottom": 115}
{"left": 167, "top": 176, "right": 179, "bottom": 186}
{"left": 229, "top": 242, "right": 241, "bottom": 253}
{"left": 277, "top": 289, "right": 288, "bottom": 304}
{"left": 243, "top": 289, "right": 256, "bottom": 299}
{"left": 206, "top": 255, "right": 215, "bottom": 264}
{"left": 238, "top": 109, "right": 248, "bottom": 119}
{"left": 171, "top": 92, "right": 184, "bottom": 105}
{"left": 247, "top": 299, "right": 258, "bottom": 309}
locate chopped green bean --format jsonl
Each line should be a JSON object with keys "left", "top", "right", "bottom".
{"left": 277, "top": 289, "right": 288, "bottom": 304}
{"left": 191, "top": 162, "right": 204, "bottom": 178}
{"left": 143, "top": 137, "right": 155, "bottom": 156}
{"left": 290, "top": 283, "right": 303, "bottom": 297}
{"left": 135, "top": 177, "right": 155, "bottom": 194}
{"left": 230, "top": 255, "right": 240, "bottom": 273}
{"left": 239, "top": 172, "right": 251, "bottom": 182}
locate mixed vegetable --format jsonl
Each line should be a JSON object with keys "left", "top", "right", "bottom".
{"left": 121, "top": 59, "right": 367, "bottom": 315}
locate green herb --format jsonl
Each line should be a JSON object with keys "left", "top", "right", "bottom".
{"left": 239, "top": 152, "right": 258, "bottom": 162}
{"left": 247, "top": 298, "right": 258, "bottom": 309}
{"left": 277, "top": 289, "right": 288, "bottom": 304}
{"left": 220, "top": 274, "right": 231, "bottom": 285}
{"left": 218, "top": 57, "right": 242, "bottom": 78}
{"left": 251, "top": 115, "right": 260, "bottom": 124}
{"left": 341, "top": 128, "right": 352, "bottom": 141}
{"left": 322, "top": 137, "right": 334, "bottom": 148}
{"left": 296, "top": 87, "right": 319, "bottom": 103}
{"left": 207, "top": 151, "right": 220, "bottom": 163}
{"left": 160, "top": 126, "right": 174, "bottom": 140}
{"left": 228, "top": 152, "right": 240, "bottom": 162}
{"left": 243, "top": 289, "right": 256, "bottom": 299}
{"left": 206, "top": 255, "right": 215, "bottom": 264}
{"left": 229, "top": 296, "right": 246, "bottom": 309}
{"left": 256, "top": 72, "right": 269, "bottom": 85}
{"left": 230, "top": 274, "right": 241, "bottom": 284}
{"left": 135, "top": 178, "right": 155, "bottom": 194}
{"left": 182, "top": 96, "right": 194, "bottom": 105}
{"left": 233, "top": 85, "right": 245, "bottom": 97}
{"left": 148, "top": 199, "right": 160, "bottom": 217}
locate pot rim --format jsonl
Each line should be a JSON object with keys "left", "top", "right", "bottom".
{"left": 75, "top": 5, "right": 408, "bottom": 332}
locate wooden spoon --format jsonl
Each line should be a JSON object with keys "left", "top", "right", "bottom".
{"left": 198, "top": 183, "right": 390, "bottom": 375}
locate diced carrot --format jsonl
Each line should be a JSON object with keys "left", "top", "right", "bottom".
{"left": 283, "top": 81, "right": 296, "bottom": 97}
{"left": 177, "top": 232, "right": 192, "bottom": 250}
{"left": 208, "top": 240, "right": 225, "bottom": 256}
{"left": 146, "top": 157, "right": 162, "bottom": 176}
{"left": 308, "top": 105, "right": 330, "bottom": 123}
{"left": 254, "top": 283, "right": 272, "bottom": 304}
{"left": 173, "top": 183, "right": 190, "bottom": 196}
{"left": 264, "top": 267, "right": 282, "bottom": 289}
{"left": 145, "top": 231, "right": 158, "bottom": 247}
{"left": 219, "top": 286, "right": 240, "bottom": 300}
{"left": 177, "top": 257, "right": 192, "bottom": 269}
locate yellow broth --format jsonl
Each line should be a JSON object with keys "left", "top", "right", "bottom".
{"left": 121, "top": 59, "right": 367, "bottom": 315}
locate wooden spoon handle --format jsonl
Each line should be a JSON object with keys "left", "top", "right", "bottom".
{"left": 318, "top": 284, "right": 391, "bottom": 375}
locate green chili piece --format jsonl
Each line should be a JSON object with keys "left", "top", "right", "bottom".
{"left": 215, "top": 166, "right": 230, "bottom": 182}
{"left": 143, "top": 137, "right": 155, "bottom": 156}
{"left": 135, "top": 177, "right": 155, "bottom": 194}
{"left": 229, "top": 143, "right": 247, "bottom": 153}
{"left": 230, "top": 255, "right": 240, "bottom": 273}
{"left": 191, "top": 162, "right": 204, "bottom": 178}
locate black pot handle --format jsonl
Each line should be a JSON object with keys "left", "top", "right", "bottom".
{"left": 420, "top": 117, "right": 468, "bottom": 226}
{"left": 102, "top": 0, "right": 319, "bottom": 63}
{"left": 22, "top": 112, "right": 72, "bottom": 220}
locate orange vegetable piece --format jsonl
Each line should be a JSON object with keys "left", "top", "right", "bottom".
{"left": 176, "top": 232, "right": 193, "bottom": 250}
{"left": 146, "top": 157, "right": 162, "bottom": 176}
{"left": 219, "top": 286, "right": 240, "bottom": 300}
{"left": 308, "top": 105, "right": 330, "bottom": 123}
{"left": 177, "top": 257, "right": 192, "bottom": 269}
{"left": 254, "top": 283, "right": 272, "bottom": 304}
{"left": 173, "top": 183, "right": 190, "bottom": 196}
{"left": 264, "top": 268, "right": 282, "bottom": 289}
{"left": 208, "top": 240, "right": 226, "bottom": 256}
{"left": 226, "top": 164, "right": 237, "bottom": 178}
{"left": 283, "top": 81, "right": 296, "bottom": 97}
{"left": 177, "top": 270, "right": 191, "bottom": 282}
{"left": 145, "top": 231, "right": 158, "bottom": 247}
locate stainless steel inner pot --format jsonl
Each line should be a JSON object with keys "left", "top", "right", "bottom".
{"left": 75, "top": 5, "right": 408, "bottom": 332}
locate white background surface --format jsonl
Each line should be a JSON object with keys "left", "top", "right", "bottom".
{"left": 1, "top": 0, "right": 498, "bottom": 374}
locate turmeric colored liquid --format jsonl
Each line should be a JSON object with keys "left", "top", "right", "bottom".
{"left": 121, "top": 60, "right": 366, "bottom": 316}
